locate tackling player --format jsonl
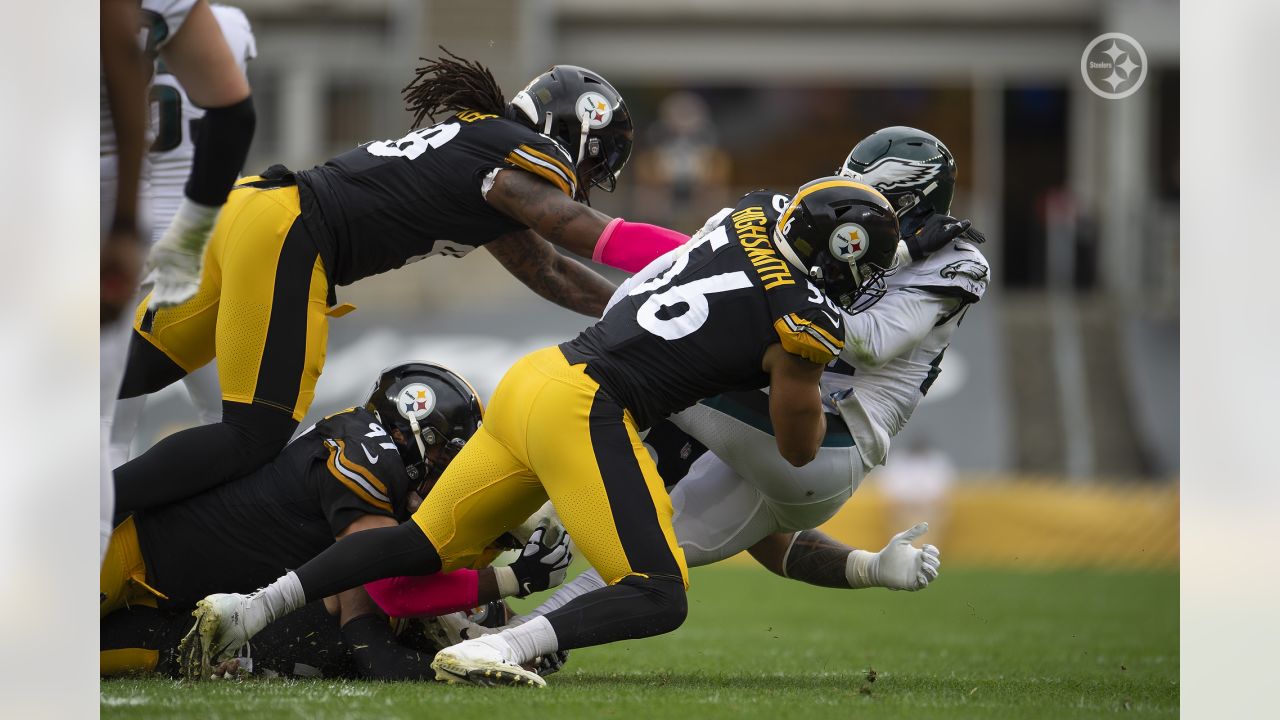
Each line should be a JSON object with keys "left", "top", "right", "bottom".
{"left": 101, "top": 362, "right": 571, "bottom": 678}
{"left": 112, "top": 52, "right": 690, "bottom": 525}
{"left": 175, "top": 177, "right": 905, "bottom": 687}
{"left": 101, "top": 0, "right": 256, "bottom": 561}
{"left": 513, "top": 127, "right": 985, "bottom": 618}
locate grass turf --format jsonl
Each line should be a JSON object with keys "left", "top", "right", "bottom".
{"left": 101, "top": 564, "right": 1178, "bottom": 719}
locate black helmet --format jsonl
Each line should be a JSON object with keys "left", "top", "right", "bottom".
{"left": 774, "top": 177, "right": 900, "bottom": 314}
{"left": 365, "top": 362, "right": 483, "bottom": 494}
{"left": 507, "top": 64, "right": 634, "bottom": 201}
{"left": 838, "top": 126, "right": 957, "bottom": 236}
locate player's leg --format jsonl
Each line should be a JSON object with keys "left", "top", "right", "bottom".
{"left": 433, "top": 349, "right": 689, "bottom": 685}
{"left": 182, "top": 362, "right": 223, "bottom": 424}
{"left": 113, "top": 186, "right": 324, "bottom": 514}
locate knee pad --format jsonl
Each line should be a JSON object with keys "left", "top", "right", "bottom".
{"left": 618, "top": 575, "right": 688, "bottom": 633}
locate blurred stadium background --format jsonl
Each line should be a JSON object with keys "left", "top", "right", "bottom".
{"left": 133, "top": 0, "right": 1179, "bottom": 571}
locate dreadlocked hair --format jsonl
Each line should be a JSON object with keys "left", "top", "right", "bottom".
{"left": 402, "top": 47, "right": 506, "bottom": 128}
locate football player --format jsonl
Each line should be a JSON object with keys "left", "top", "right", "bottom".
{"left": 100, "top": 363, "right": 572, "bottom": 678}
{"left": 112, "top": 52, "right": 689, "bottom": 526}
{"left": 511, "top": 127, "right": 985, "bottom": 620}
{"left": 101, "top": 0, "right": 256, "bottom": 561}
{"left": 109, "top": 3, "right": 259, "bottom": 471}
{"left": 175, "top": 177, "right": 905, "bottom": 687}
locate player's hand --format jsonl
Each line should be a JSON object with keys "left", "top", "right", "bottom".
{"left": 529, "top": 650, "right": 570, "bottom": 677}
{"left": 873, "top": 522, "right": 941, "bottom": 591}
{"left": 101, "top": 228, "right": 142, "bottom": 324}
{"left": 146, "top": 243, "right": 205, "bottom": 308}
{"left": 146, "top": 198, "right": 220, "bottom": 308}
{"left": 509, "top": 526, "right": 572, "bottom": 598}
{"left": 904, "top": 214, "right": 973, "bottom": 261}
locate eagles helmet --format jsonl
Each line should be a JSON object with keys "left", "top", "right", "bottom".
{"left": 838, "top": 126, "right": 957, "bottom": 236}
{"left": 773, "top": 177, "right": 900, "bottom": 313}
{"left": 365, "top": 362, "right": 483, "bottom": 495}
{"left": 507, "top": 65, "right": 634, "bottom": 201}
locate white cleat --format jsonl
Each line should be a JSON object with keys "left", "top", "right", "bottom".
{"left": 177, "top": 593, "right": 262, "bottom": 681}
{"left": 431, "top": 637, "right": 546, "bottom": 688}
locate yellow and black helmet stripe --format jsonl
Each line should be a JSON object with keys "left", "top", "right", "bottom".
{"left": 777, "top": 178, "right": 886, "bottom": 237}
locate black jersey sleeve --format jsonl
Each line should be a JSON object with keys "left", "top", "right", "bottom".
{"left": 498, "top": 137, "right": 579, "bottom": 199}
{"left": 770, "top": 294, "right": 846, "bottom": 365}
{"left": 311, "top": 409, "right": 411, "bottom": 535}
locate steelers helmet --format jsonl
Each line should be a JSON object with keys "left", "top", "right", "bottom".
{"left": 838, "top": 126, "right": 956, "bottom": 237}
{"left": 365, "top": 362, "right": 483, "bottom": 494}
{"left": 773, "top": 177, "right": 900, "bottom": 314}
{"left": 507, "top": 65, "right": 634, "bottom": 201}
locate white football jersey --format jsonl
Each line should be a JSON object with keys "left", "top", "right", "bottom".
{"left": 100, "top": 0, "right": 199, "bottom": 159}
{"left": 149, "top": 5, "right": 257, "bottom": 242}
{"left": 821, "top": 240, "right": 990, "bottom": 469}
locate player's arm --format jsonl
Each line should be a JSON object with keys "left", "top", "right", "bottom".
{"left": 100, "top": 0, "right": 148, "bottom": 324}
{"left": 486, "top": 229, "right": 616, "bottom": 317}
{"left": 842, "top": 290, "right": 961, "bottom": 370}
{"left": 486, "top": 167, "right": 689, "bottom": 272}
{"left": 762, "top": 344, "right": 828, "bottom": 467}
{"left": 149, "top": 0, "right": 256, "bottom": 306}
{"left": 747, "top": 526, "right": 940, "bottom": 591}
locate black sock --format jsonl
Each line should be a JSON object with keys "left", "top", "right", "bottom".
{"left": 295, "top": 521, "right": 442, "bottom": 602}
{"left": 113, "top": 401, "right": 297, "bottom": 517}
{"left": 544, "top": 575, "right": 687, "bottom": 650}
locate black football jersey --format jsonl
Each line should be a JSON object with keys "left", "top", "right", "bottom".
{"left": 135, "top": 407, "right": 412, "bottom": 607}
{"left": 296, "top": 111, "right": 579, "bottom": 286}
{"left": 560, "top": 191, "right": 846, "bottom": 430}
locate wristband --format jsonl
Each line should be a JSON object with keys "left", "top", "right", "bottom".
{"left": 844, "top": 550, "right": 879, "bottom": 589}
{"left": 494, "top": 565, "right": 520, "bottom": 598}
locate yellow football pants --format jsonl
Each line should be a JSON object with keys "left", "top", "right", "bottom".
{"left": 100, "top": 516, "right": 166, "bottom": 619}
{"left": 132, "top": 180, "right": 331, "bottom": 420}
{"left": 412, "top": 346, "right": 689, "bottom": 587}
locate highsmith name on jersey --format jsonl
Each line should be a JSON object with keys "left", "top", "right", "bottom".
{"left": 296, "top": 112, "right": 579, "bottom": 287}
{"left": 562, "top": 191, "right": 845, "bottom": 430}
{"left": 822, "top": 240, "right": 990, "bottom": 468}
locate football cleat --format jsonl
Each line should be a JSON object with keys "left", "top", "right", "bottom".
{"left": 177, "top": 593, "right": 262, "bottom": 681}
{"left": 431, "top": 637, "right": 546, "bottom": 688}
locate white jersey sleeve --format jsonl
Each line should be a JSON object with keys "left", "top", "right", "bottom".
{"left": 822, "top": 242, "right": 990, "bottom": 470}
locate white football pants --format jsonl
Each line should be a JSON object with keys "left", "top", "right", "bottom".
{"left": 667, "top": 399, "right": 864, "bottom": 566}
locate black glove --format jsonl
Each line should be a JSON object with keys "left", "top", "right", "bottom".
{"left": 508, "top": 526, "right": 572, "bottom": 598}
{"left": 904, "top": 214, "right": 974, "bottom": 261}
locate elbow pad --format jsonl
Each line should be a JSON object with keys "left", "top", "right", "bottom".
{"left": 592, "top": 218, "right": 689, "bottom": 272}
{"left": 184, "top": 94, "right": 256, "bottom": 206}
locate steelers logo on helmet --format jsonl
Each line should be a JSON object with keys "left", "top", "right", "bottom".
{"left": 397, "top": 383, "right": 436, "bottom": 421}
{"left": 577, "top": 92, "right": 613, "bottom": 129}
{"left": 830, "top": 223, "right": 871, "bottom": 262}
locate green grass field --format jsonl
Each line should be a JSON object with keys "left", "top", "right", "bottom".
{"left": 101, "top": 565, "right": 1178, "bottom": 719}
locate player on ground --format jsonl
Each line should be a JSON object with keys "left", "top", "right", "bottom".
{"left": 110, "top": 4, "right": 258, "bottom": 470}
{"left": 512, "top": 127, "right": 985, "bottom": 619}
{"left": 176, "top": 177, "right": 903, "bottom": 687}
{"left": 101, "top": 363, "right": 571, "bottom": 678}
{"left": 113, "top": 52, "right": 689, "bottom": 522}
{"left": 101, "top": 0, "right": 256, "bottom": 561}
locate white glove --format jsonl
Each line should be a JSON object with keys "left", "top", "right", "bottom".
{"left": 147, "top": 198, "right": 220, "bottom": 308}
{"left": 845, "top": 522, "right": 941, "bottom": 591}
